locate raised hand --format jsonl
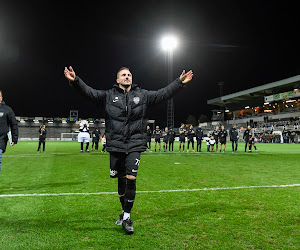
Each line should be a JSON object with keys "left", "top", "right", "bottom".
{"left": 64, "top": 66, "right": 76, "bottom": 82}
{"left": 179, "top": 70, "right": 193, "bottom": 84}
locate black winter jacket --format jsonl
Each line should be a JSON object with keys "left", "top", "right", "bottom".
{"left": 39, "top": 128, "right": 47, "bottom": 141}
{"left": 229, "top": 127, "right": 238, "bottom": 141}
{"left": 71, "top": 76, "right": 185, "bottom": 153}
{"left": 0, "top": 101, "right": 18, "bottom": 153}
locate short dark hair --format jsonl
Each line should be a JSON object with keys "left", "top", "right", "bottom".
{"left": 117, "top": 67, "right": 130, "bottom": 79}
{"left": 0, "top": 90, "right": 2, "bottom": 96}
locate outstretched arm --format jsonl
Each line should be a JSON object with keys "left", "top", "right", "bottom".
{"left": 64, "top": 66, "right": 106, "bottom": 104}
{"left": 146, "top": 70, "right": 193, "bottom": 105}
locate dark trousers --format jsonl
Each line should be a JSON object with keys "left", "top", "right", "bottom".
{"left": 147, "top": 138, "right": 151, "bottom": 150}
{"left": 92, "top": 140, "right": 99, "bottom": 150}
{"left": 37, "top": 140, "right": 45, "bottom": 152}
{"left": 244, "top": 140, "right": 249, "bottom": 152}
{"left": 232, "top": 140, "right": 238, "bottom": 151}
{"left": 187, "top": 140, "right": 194, "bottom": 150}
{"left": 197, "top": 138, "right": 202, "bottom": 151}
{"left": 169, "top": 140, "right": 174, "bottom": 151}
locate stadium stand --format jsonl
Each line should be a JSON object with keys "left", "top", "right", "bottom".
{"left": 206, "top": 75, "right": 300, "bottom": 143}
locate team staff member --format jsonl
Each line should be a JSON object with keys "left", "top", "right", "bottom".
{"left": 146, "top": 125, "right": 152, "bottom": 151}
{"left": 162, "top": 127, "right": 168, "bottom": 152}
{"left": 37, "top": 124, "right": 47, "bottom": 153}
{"left": 178, "top": 123, "right": 186, "bottom": 152}
{"left": 229, "top": 124, "right": 238, "bottom": 152}
{"left": 187, "top": 124, "right": 195, "bottom": 152}
{"left": 195, "top": 124, "right": 203, "bottom": 152}
{"left": 0, "top": 90, "right": 18, "bottom": 173}
{"left": 219, "top": 125, "right": 227, "bottom": 152}
{"left": 92, "top": 127, "right": 100, "bottom": 151}
{"left": 168, "top": 127, "right": 176, "bottom": 152}
{"left": 153, "top": 125, "right": 162, "bottom": 152}
{"left": 243, "top": 125, "right": 251, "bottom": 152}
{"left": 64, "top": 66, "right": 193, "bottom": 234}
{"left": 212, "top": 126, "right": 220, "bottom": 152}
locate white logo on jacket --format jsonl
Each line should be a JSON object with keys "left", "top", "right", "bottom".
{"left": 110, "top": 169, "right": 118, "bottom": 176}
{"left": 112, "top": 96, "right": 119, "bottom": 103}
{"left": 133, "top": 97, "right": 140, "bottom": 104}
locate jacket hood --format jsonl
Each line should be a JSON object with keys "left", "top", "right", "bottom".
{"left": 0, "top": 101, "right": 5, "bottom": 106}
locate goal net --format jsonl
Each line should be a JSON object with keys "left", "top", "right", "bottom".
{"left": 61, "top": 133, "right": 78, "bottom": 141}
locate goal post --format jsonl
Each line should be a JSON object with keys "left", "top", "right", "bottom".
{"left": 61, "top": 133, "right": 78, "bottom": 141}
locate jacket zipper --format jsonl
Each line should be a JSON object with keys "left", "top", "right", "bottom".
{"left": 125, "top": 92, "right": 129, "bottom": 153}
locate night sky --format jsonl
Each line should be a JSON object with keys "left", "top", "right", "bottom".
{"left": 1, "top": 1, "right": 300, "bottom": 127}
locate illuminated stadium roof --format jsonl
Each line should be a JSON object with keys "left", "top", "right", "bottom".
{"left": 207, "top": 75, "right": 300, "bottom": 109}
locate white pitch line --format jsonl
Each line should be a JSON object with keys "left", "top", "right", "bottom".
{"left": 0, "top": 184, "right": 299, "bottom": 198}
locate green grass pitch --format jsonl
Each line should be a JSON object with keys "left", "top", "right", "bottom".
{"left": 0, "top": 141, "right": 299, "bottom": 249}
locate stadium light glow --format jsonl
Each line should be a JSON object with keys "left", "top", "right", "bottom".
{"left": 161, "top": 35, "right": 178, "bottom": 51}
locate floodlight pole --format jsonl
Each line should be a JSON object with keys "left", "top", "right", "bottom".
{"left": 167, "top": 49, "right": 174, "bottom": 129}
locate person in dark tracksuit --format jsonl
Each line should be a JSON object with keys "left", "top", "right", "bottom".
{"left": 187, "top": 125, "right": 195, "bottom": 152}
{"left": 229, "top": 125, "right": 238, "bottom": 152}
{"left": 0, "top": 90, "right": 18, "bottom": 173}
{"left": 243, "top": 125, "right": 251, "bottom": 152}
{"left": 64, "top": 66, "right": 193, "bottom": 234}
{"left": 178, "top": 123, "right": 186, "bottom": 152}
{"left": 92, "top": 127, "right": 100, "bottom": 151}
{"left": 219, "top": 125, "right": 227, "bottom": 152}
{"left": 195, "top": 124, "right": 203, "bottom": 152}
{"left": 146, "top": 125, "right": 152, "bottom": 151}
{"left": 168, "top": 127, "right": 176, "bottom": 152}
{"left": 37, "top": 124, "right": 47, "bottom": 153}
{"left": 162, "top": 127, "right": 169, "bottom": 152}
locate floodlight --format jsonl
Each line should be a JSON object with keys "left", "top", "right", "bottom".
{"left": 161, "top": 35, "right": 178, "bottom": 51}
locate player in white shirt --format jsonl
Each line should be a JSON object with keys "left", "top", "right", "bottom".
{"left": 78, "top": 120, "right": 90, "bottom": 153}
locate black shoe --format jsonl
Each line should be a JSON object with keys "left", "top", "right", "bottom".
{"left": 115, "top": 213, "right": 123, "bottom": 225}
{"left": 122, "top": 218, "right": 134, "bottom": 234}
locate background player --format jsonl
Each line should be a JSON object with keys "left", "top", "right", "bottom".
{"left": 78, "top": 120, "right": 90, "bottom": 153}
{"left": 248, "top": 126, "right": 258, "bottom": 153}
{"left": 243, "top": 125, "right": 251, "bottom": 152}
{"left": 153, "top": 125, "right": 162, "bottom": 152}
{"left": 146, "top": 125, "right": 152, "bottom": 152}
{"left": 178, "top": 123, "right": 186, "bottom": 152}
{"left": 195, "top": 124, "right": 203, "bottom": 152}
{"left": 162, "top": 127, "right": 169, "bottom": 152}
{"left": 219, "top": 125, "right": 227, "bottom": 152}
{"left": 187, "top": 124, "right": 195, "bottom": 152}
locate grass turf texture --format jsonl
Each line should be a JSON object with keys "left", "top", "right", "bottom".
{"left": 0, "top": 141, "right": 299, "bottom": 249}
